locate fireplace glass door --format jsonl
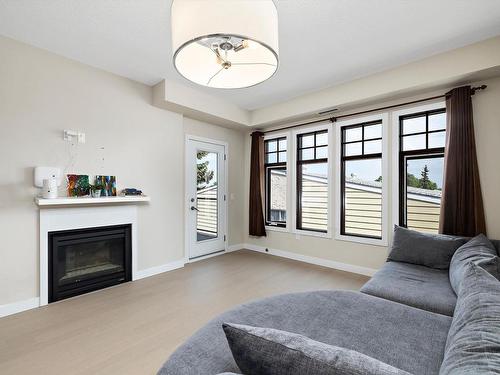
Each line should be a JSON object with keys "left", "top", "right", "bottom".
{"left": 49, "top": 225, "right": 132, "bottom": 302}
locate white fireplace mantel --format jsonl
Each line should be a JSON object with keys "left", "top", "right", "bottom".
{"left": 35, "top": 195, "right": 150, "bottom": 207}
{"left": 38, "top": 199, "right": 148, "bottom": 306}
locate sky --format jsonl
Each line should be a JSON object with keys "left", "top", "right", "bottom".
{"left": 406, "top": 157, "right": 444, "bottom": 189}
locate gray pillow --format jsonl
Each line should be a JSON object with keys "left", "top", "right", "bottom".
{"left": 449, "top": 234, "right": 498, "bottom": 294}
{"left": 387, "top": 226, "right": 467, "bottom": 269}
{"left": 440, "top": 262, "right": 500, "bottom": 374}
{"left": 223, "top": 323, "right": 410, "bottom": 375}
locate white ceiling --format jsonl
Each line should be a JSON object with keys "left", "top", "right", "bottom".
{"left": 1, "top": 0, "right": 500, "bottom": 110}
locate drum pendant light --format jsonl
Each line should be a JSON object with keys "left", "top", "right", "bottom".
{"left": 171, "top": 0, "right": 279, "bottom": 89}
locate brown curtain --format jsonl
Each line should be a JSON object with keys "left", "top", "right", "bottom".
{"left": 439, "top": 86, "right": 486, "bottom": 236}
{"left": 249, "top": 131, "right": 267, "bottom": 237}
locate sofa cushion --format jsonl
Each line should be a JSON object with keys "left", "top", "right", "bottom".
{"left": 223, "top": 323, "right": 410, "bottom": 375}
{"left": 440, "top": 262, "right": 500, "bottom": 374}
{"left": 158, "top": 290, "right": 452, "bottom": 375}
{"left": 361, "top": 261, "right": 457, "bottom": 316}
{"left": 479, "top": 256, "right": 500, "bottom": 281}
{"left": 449, "top": 234, "right": 498, "bottom": 294}
{"left": 387, "top": 226, "right": 467, "bottom": 269}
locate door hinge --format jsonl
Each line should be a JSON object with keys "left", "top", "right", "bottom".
{"left": 224, "top": 194, "right": 226, "bottom": 201}
{"left": 224, "top": 235, "right": 226, "bottom": 241}
{"left": 224, "top": 154, "right": 227, "bottom": 161}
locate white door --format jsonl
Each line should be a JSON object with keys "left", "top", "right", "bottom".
{"left": 186, "top": 137, "right": 227, "bottom": 259}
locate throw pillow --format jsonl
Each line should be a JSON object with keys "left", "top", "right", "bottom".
{"left": 223, "top": 323, "right": 410, "bottom": 375}
{"left": 387, "top": 226, "right": 467, "bottom": 269}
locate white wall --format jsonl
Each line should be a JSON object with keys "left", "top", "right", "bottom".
{"left": 244, "top": 76, "right": 500, "bottom": 272}
{"left": 0, "top": 36, "right": 246, "bottom": 308}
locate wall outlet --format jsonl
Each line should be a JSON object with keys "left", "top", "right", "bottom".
{"left": 295, "top": 233, "right": 301, "bottom": 240}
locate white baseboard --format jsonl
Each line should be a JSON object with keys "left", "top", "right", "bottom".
{"left": 134, "top": 259, "right": 185, "bottom": 280}
{"left": 241, "top": 243, "right": 377, "bottom": 277}
{"left": 227, "top": 243, "right": 244, "bottom": 252}
{"left": 0, "top": 297, "right": 40, "bottom": 318}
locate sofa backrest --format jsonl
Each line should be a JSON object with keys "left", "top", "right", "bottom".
{"left": 491, "top": 240, "right": 500, "bottom": 254}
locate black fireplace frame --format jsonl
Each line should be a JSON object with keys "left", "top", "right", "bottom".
{"left": 48, "top": 224, "right": 132, "bottom": 303}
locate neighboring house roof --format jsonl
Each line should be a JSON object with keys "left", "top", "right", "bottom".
{"left": 267, "top": 171, "right": 442, "bottom": 209}
{"left": 345, "top": 176, "right": 441, "bottom": 204}
{"left": 198, "top": 172, "right": 442, "bottom": 208}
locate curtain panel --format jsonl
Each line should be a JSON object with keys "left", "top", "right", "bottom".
{"left": 249, "top": 131, "right": 267, "bottom": 237}
{"left": 439, "top": 86, "right": 486, "bottom": 236}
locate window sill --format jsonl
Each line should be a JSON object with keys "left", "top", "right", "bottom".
{"left": 265, "top": 225, "right": 289, "bottom": 233}
{"left": 293, "top": 229, "right": 332, "bottom": 239}
{"left": 335, "top": 233, "right": 388, "bottom": 247}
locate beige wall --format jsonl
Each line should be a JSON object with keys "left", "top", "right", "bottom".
{"left": 473, "top": 76, "right": 500, "bottom": 238}
{"left": 0, "top": 36, "right": 245, "bottom": 307}
{"left": 244, "top": 76, "right": 500, "bottom": 271}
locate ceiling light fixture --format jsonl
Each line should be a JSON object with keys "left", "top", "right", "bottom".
{"left": 171, "top": 0, "right": 279, "bottom": 89}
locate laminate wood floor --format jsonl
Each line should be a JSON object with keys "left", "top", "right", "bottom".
{"left": 0, "top": 250, "right": 369, "bottom": 375}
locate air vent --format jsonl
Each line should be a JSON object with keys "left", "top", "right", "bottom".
{"left": 317, "top": 108, "right": 338, "bottom": 116}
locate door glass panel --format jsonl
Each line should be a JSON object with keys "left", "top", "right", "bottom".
{"left": 196, "top": 151, "right": 218, "bottom": 242}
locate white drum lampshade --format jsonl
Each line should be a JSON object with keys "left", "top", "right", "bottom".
{"left": 171, "top": 0, "right": 279, "bottom": 89}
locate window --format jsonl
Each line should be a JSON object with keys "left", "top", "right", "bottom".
{"left": 399, "top": 109, "right": 446, "bottom": 234}
{"left": 296, "top": 130, "right": 329, "bottom": 233}
{"left": 340, "top": 121, "right": 383, "bottom": 239}
{"left": 264, "top": 137, "right": 287, "bottom": 227}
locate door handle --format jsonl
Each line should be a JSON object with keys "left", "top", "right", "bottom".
{"left": 190, "top": 206, "right": 199, "bottom": 212}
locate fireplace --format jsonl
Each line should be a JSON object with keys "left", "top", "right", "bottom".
{"left": 48, "top": 224, "right": 132, "bottom": 302}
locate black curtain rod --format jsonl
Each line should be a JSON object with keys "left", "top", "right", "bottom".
{"left": 260, "top": 85, "right": 487, "bottom": 135}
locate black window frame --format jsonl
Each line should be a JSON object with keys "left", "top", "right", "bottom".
{"left": 398, "top": 109, "right": 446, "bottom": 229}
{"left": 340, "top": 121, "right": 383, "bottom": 240}
{"left": 296, "top": 130, "right": 329, "bottom": 233}
{"left": 264, "top": 137, "right": 287, "bottom": 228}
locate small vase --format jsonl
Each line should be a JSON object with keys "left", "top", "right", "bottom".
{"left": 91, "top": 190, "right": 101, "bottom": 198}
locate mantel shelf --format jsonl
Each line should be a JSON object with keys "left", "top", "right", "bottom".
{"left": 35, "top": 195, "right": 151, "bottom": 207}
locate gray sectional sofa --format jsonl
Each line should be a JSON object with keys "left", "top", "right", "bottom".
{"left": 159, "top": 228, "right": 500, "bottom": 375}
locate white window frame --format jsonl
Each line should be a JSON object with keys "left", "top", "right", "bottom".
{"left": 264, "top": 132, "right": 291, "bottom": 233}
{"left": 291, "top": 122, "right": 334, "bottom": 239}
{"left": 391, "top": 101, "right": 446, "bottom": 236}
{"left": 334, "top": 113, "right": 389, "bottom": 247}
